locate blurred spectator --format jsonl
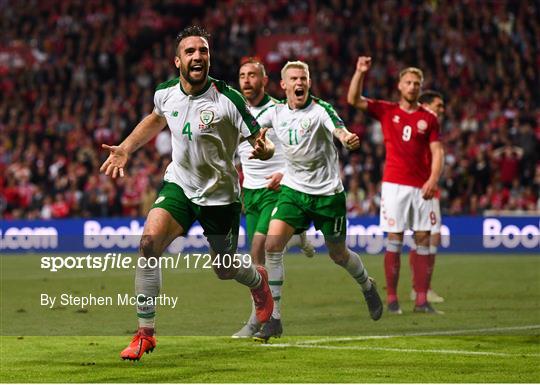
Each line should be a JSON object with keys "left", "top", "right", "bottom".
{"left": 0, "top": 0, "right": 538, "bottom": 219}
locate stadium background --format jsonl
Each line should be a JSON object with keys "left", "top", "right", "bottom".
{"left": 1, "top": 0, "right": 538, "bottom": 221}
{"left": 1, "top": 2, "right": 539, "bottom": 383}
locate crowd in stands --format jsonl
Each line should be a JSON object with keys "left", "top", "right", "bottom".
{"left": 1, "top": 0, "right": 538, "bottom": 220}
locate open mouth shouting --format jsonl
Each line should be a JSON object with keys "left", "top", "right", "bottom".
{"left": 241, "top": 85, "right": 254, "bottom": 95}
{"left": 294, "top": 87, "right": 305, "bottom": 98}
{"left": 190, "top": 63, "right": 205, "bottom": 77}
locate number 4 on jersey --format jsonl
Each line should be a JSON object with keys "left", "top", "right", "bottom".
{"left": 182, "top": 122, "right": 192, "bottom": 141}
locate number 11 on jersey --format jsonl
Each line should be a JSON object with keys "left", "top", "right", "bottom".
{"left": 288, "top": 128, "right": 299, "bottom": 145}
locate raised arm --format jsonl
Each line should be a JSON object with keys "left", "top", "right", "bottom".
{"left": 421, "top": 141, "right": 445, "bottom": 199}
{"left": 347, "top": 56, "right": 372, "bottom": 111}
{"left": 100, "top": 111, "right": 167, "bottom": 178}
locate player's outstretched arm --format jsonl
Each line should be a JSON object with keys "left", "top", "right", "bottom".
{"left": 248, "top": 127, "right": 275, "bottom": 160}
{"left": 100, "top": 111, "right": 167, "bottom": 178}
{"left": 347, "top": 56, "right": 371, "bottom": 111}
{"left": 334, "top": 127, "right": 361, "bottom": 151}
{"left": 421, "top": 141, "right": 445, "bottom": 199}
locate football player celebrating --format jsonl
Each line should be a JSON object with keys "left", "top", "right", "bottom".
{"left": 347, "top": 57, "right": 444, "bottom": 314}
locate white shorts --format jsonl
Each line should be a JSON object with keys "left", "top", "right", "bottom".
{"left": 380, "top": 182, "right": 436, "bottom": 233}
{"left": 431, "top": 197, "right": 441, "bottom": 234}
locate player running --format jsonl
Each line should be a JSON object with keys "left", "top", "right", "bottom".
{"left": 253, "top": 60, "right": 383, "bottom": 341}
{"left": 100, "top": 26, "right": 275, "bottom": 361}
{"left": 347, "top": 56, "right": 444, "bottom": 314}
{"left": 409, "top": 90, "right": 446, "bottom": 304}
{"left": 232, "top": 59, "right": 315, "bottom": 338}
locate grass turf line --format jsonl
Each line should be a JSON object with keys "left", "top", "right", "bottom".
{"left": 1, "top": 253, "right": 539, "bottom": 382}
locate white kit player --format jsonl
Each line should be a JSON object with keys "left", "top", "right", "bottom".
{"left": 100, "top": 26, "right": 275, "bottom": 360}
{"left": 252, "top": 60, "right": 383, "bottom": 341}
{"left": 233, "top": 59, "right": 315, "bottom": 338}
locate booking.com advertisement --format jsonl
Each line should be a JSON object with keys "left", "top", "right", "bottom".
{"left": 1, "top": 216, "right": 538, "bottom": 337}
{"left": 2, "top": 216, "right": 539, "bottom": 253}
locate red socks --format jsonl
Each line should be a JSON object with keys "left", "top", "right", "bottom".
{"left": 427, "top": 253, "right": 435, "bottom": 287}
{"left": 384, "top": 250, "right": 401, "bottom": 303}
{"left": 413, "top": 247, "right": 431, "bottom": 306}
{"left": 409, "top": 250, "right": 417, "bottom": 291}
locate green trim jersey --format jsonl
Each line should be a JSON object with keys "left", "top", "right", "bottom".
{"left": 257, "top": 95, "right": 345, "bottom": 196}
{"left": 237, "top": 94, "right": 286, "bottom": 189}
{"left": 153, "top": 77, "right": 260, "bottom": 205}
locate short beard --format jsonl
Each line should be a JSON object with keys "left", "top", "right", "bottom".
{"left": 242, "top": 88, "right": 262, "bottom": 104}
{"left": 180, "top": 65, "right": 208, "bottom": 85}
{"left": 404, "top": 95, "right": 418, "bottom": 104}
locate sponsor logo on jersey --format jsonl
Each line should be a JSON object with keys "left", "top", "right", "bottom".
{"left": 171, "top": 111, "right": 179, "bottom": 117}
{"left": 393, "top": 115, "right": 400, "bottom": 123}
{"left": 417, "top": 119, "right": 427, "bottom": 133}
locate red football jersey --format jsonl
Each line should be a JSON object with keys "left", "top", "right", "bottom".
{"left": 367, "top": 99, "right": 441, "bottom": 188}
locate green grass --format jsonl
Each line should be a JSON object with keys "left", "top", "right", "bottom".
{"left": 1, "top": 253, "right": 539, "bottom": 382}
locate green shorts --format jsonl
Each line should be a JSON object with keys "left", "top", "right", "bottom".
{"left": 271, "top": 185, "right": 346, "bottom": 242}
{"left": 152, "top": 181, "right": 241, "bottom": 254}
{"left": 243, "top": 187, "right": 280, "bottom": 242}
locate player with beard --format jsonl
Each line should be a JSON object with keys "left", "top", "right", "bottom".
{"left": 100, "top": 26, "right": 275, "bottom": 360}
{"left": 253, "top": 61, "right": 383, "bottom": 341}
{"left": 232, "top": 59, "right": 315, "bottom": 338}
{"left": 347, "top": 57, "right": 444, "bottom": 314}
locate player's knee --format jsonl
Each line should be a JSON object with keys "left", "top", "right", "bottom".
{"left": 329, "top": 251, "right": 348, "bottom": 266}
{"left": 139, "top": 235, "right": 159, "bottom": 259}
{"left": 414, "top": 231, "right": 430, "bottom": 246}
{"left": 265, "top": 237, "right": 283, "bottom": 253}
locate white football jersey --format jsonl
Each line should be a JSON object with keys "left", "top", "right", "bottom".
{"left": 258, "top": 95, "right": 345, "bottom": 195}
{"left": 236, "top": 94, "right": 286, "bottom": 189}
{"left": 153, "top": 77, "right": 260, "bottom": 205}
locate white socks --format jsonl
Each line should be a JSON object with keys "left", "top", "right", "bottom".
{"left": 342, "top": 250, "right": 372, "bottom": 291}
{"left": 135, "top": 261, "right": 161, "bottom": 328}
{"left": 266, "top": 251, "right": 284, "bottom": 319}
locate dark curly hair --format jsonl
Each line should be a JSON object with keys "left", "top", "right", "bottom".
{"left": 175, "top": 25, "right": 211, "bottom": 55}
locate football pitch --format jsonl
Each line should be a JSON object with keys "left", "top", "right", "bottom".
{"left": 1, "top": 253, "right": 539, "bottom": 382}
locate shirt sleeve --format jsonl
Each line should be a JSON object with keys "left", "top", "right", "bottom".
{"left": 366, "top": 99, "right": 393, "bottom": 120}
{"left": 318, "top": 100, "right": 346, "bottom": 133}
{"left": 222, "top": 89, "right": 261, "bottom": 139}
{"left": 255, "top": 105, "right": 275, "bottom": 129}
{"left": 153, "top": 90, "right": 165, "bottom": 117}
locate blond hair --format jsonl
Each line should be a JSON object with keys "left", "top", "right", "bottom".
{"left": 281, "top": 60, "right": 310, "bottom": 80}
{"left": 399, "top": 67, "right": 424, "bottom": 82}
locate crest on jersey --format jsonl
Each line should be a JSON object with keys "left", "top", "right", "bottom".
{"left": 200, "top": 110, "right": 215, "bottom": 125}
{"left": 417, "top": 119, "right": 427, "bottom": 133}
{"left": 300, "top": 118, "right": 311, "bottom": 130}
{"left": 393, "top": 115, "right": 400, "bottom": 123}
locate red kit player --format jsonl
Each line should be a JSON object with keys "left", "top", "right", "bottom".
{"left": 347, "top": 56, "right": 445, "bottom": 314}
